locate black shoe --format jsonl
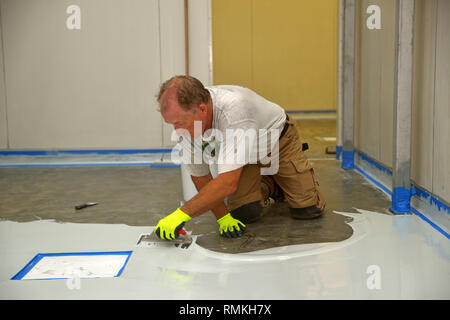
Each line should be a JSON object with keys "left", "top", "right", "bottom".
{"left": 230, "top": 201, "right": 263, "bottom": 224}
{"left": 261, "top": 179, "right": 285, "bottom": 205}
{"left": 272, "top": 182, "right": 285, "bottom": 203}
{"left": 290, "top": 205, "right": 324, "bottom": 220}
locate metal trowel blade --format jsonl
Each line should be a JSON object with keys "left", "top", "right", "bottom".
{"left": 136, "top": 230, "right": 193, "bottom": 249}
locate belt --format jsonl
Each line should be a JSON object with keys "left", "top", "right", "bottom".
{"left": 279, "top": 112, "right": 289, "bottom": 139}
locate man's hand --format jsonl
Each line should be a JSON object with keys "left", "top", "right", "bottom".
{"left": 155, "top": 208, "right": 191, "bottom": 240}
{"left": 217, "top": 213, "right": 246, "bottom": 238}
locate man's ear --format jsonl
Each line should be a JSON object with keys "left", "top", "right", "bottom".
{"left": 198, "top": 103, "right": 208, "bottom": 114}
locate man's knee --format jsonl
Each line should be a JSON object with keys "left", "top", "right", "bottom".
{"left": 230, "top": 201, "right": 263, "bottom": 224}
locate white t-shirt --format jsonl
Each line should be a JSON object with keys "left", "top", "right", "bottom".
{"left": 180, "top": 85, "right": 286, "bottom": 176}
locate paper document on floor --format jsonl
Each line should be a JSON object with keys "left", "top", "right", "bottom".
{"left": 12, "top": 251, "right": 132, "bottom": 280}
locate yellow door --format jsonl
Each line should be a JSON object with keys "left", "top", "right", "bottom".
{"left": 212, "top": 0, "right": 338, "bottom": 111}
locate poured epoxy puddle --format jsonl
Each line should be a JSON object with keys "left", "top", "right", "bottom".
{"left": 191, "top": 201, "right": 356, "bottom": 254}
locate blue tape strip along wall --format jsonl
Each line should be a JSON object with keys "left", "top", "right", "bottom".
{"left": 353, "top": 150, "right": 449, "bottom": 239}
{"left": 0, "top": 149, "right": 173, "bottom": 156}
{"left": 0, "top": 149, "right": 181, "bottom": 168}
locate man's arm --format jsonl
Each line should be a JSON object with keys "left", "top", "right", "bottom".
{"left": 190, "top": 173, "right": 229, "bottom": 220}
{"left": 180, "top": 167, "right": 243, "bottom": 219}
{"left": 154, "top": 167, "right": 246, "bottom": 240}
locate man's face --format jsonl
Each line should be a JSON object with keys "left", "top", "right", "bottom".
{"left": 161, "top": 93, "right": 206, "bottom": 139}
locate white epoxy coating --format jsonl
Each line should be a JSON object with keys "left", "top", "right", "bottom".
{"left": 0, "top": 209, "right": 449, "bottom": 299}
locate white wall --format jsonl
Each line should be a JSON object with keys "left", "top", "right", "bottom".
{"left": 0, "top": 0, "right": 212, "bottom": 150}
{"left": 355, "top": 0, "right": 396, "bottom": 168}
{"left": 412, "top": 0, "right": 437, "bottom": 192}
{"left": 355, "top": 0, "right": 450, "bottom": 204}
{"left": 160, "top": 0, "right": 187, "bottom": 147}
{"left": 0, "top": 8, "right": 7, "bottom": 149}
{"left": 188, "top": 0, "right": 213, "bottom": 86}
{"left": 431, "top": 0, "right": 450, "bottom": 203}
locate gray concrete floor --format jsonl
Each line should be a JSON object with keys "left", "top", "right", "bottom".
{"left": 0, "top": 118, "right": 393, "bottom": 254}
{"left": 0, "top": 166, "right": 183, "bottom": 226}
{"left": 296, "top": 118, "right": 337, "bottom": 159}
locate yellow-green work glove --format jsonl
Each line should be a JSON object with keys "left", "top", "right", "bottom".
{"left": 217, "top": 213, "right": 246, "bottom": 238}
{"left": 155, "top": 208, "right": 191, "bottom": 240}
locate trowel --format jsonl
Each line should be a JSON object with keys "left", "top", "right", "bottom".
{"left": 136, "top": 228, "right": 193, "bottom": 249}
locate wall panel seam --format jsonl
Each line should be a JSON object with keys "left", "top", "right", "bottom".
{"left": 431, "top": 0, "right": 438, "bottom": 196}
{"left": 0, "top": 2, "right": 9, "bottom": 149}
{"left": 157, "top": 0, "right": 164, "bottom": 148}
{"left": 250, "top": 0, "right": 254, "bottom": 88}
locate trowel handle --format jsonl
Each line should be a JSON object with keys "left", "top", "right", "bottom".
{"left": 178, "top": 229, "right": 187, "bottom": 235}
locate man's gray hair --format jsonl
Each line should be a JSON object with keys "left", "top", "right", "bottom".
{"left": 157, "top": 75, "right": 211, "bottom": 112}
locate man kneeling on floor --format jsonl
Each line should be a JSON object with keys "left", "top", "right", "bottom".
{"left": 154, "top": 75, "right": 326, "bottom": 239}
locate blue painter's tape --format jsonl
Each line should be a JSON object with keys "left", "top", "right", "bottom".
{"left": 11, "top": 251, "right": 133, "bottom": 280}
{"left": 355, "top": 152, "right": 446, "bottom": 211}
{"left": 0, "top": 149, "right": 174, "bottom": 156}
{"left": 286, "top": 110, "right": 336, "bottom": 114}
{"left": 0, "top": 162, "right": 181, "bottom": 168}
{"left": 354, "top": 166, "right": 392, "bottom": 196}
{"left": 391, "top": 187, "right": 411, "bottom": 214}
{"left": 0, "top": 163, "right": 154, "bottom": 168}
{"left": 354, "top": 157, "right": 449, "bottom": 239}
{"left": 149, "top": 163, "right": 181, "bottom": 168}
{"left": 336, "top": 146, "right": 343, "bottom": 161}
{"left": 11, "top": 254, "right": 46, "bottom": 280}
{"left": 115, "top": 251, "right": 133, "bottom": 277}
{"left": 357, "top": 151, "right": 392, "bottom": 176}
{"left": 342, "top": 150, "right": 354, "bottom": 169}
{"left": 412, "top": 185, "right": 450, "bottom": 215}
{"left": 410, "top": 207, "right": 450, "bottom": 240}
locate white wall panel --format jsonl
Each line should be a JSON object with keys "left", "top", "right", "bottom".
{"left": 1, "top": 0, "right": 162, "bottom": 149}
{"left": 356, "top": 0, "right": 395, "bottom": 168}
{"left": 0, "top": 10, "right": 7, "bottom": 149}
{"left": 358, "top": 10, "right": 381, "bottom": 160}
{"left": 0, "top": 10, "right": 8, "bottom": 149}
{"left": 159, "top": 0, "right": 186, "bottom": 147}
{"left": 0, "top": 0, "right": 212, "bottom": 150}
{"left": 378, "top": 0, "right": 395, "bottom": 167}
{"left": 355, "top": 0, "right": 450, "bottom": 205}
{"left": 411, "top": 0, "right": 437, "bottom": 191}
{"left": 188, "top": 0, "right": 212, "bottom": 86}
{"left": 433, "top": 0, "right": 450, "bottom": 201}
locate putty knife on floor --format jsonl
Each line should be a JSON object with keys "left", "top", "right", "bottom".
{"left": 75, "top": 202, "right": 98, "bottom": 210}
{"left": 136, "top": 228, "right": 193, "bottom": 249}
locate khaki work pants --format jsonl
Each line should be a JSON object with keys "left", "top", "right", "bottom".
{"left": 227, "top": 114, "right": 326, "bottom": 211}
